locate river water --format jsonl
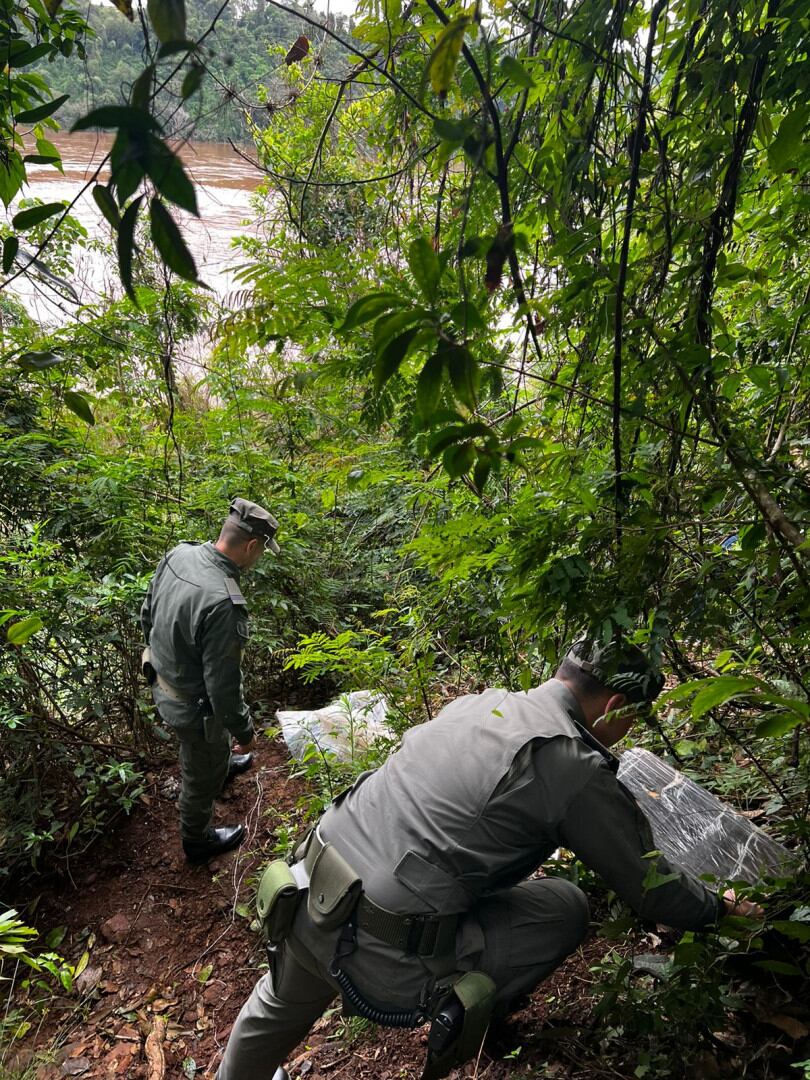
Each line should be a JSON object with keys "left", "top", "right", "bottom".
{"left": 8, "top": 132, "right": 264, "bottom": 323}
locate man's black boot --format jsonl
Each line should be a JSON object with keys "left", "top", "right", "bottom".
{"left": 225, "top": 752, "right": 253, "bottom": 784}
{"left": 183, "top": 824, "right": 246, "bottom": 864}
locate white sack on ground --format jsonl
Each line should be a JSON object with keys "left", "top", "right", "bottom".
{"left": 277, "top": 691, "right": 394, "bottom": 763}
{"left": 617, "top": 746, "right": 795, "bottom": 884}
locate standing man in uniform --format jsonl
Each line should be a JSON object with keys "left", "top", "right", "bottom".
{"left": 216, "top": 638, "right": 762, "bottom": 1080}
{"left": 141, "top": 499, "right": 280, "bottom": 864}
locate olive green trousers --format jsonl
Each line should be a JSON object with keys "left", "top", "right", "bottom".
{"left": 176, "top": 725, "right": 231, "bottom": 841}
{"left": 216, "top": 876, "right": 589, "bottom": 1080}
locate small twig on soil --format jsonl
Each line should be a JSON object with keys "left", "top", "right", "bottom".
{"left": 144, "top": 1014, "right": 167, "bottom": 1080}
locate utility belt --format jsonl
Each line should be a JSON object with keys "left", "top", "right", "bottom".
{"left": 256, "top": 828, "right": 495, "bottom": 1080}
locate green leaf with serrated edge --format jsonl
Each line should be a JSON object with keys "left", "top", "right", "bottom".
{"left": 63, "top": 390, "right": 95, "bottom": 425}
{"left": 149, "top": 197, "right": 198, "bottom": 282}
{"left": 93, "top": 184, "right": 121, "bottom": 228}
{"left": 416, "top": 352, "right": 445, "bottom": 416}
{"left": 3, "top": 236, "right": 18, "bottom": 275}
{"left": 72, "top": 106, "right": 161, "bottom": 133}
{"left": 14, "top": 94, "right": 69, "bottom": 125}
{"left": 118, "top": 195, "right": 143, "bottom": 304}
{"left": 768, "top": 104, "right": 810, "bottom": 173}
{"left": 447, "top": 344, "right": 478, "bottom": 410}
{"left": 341, "top": 292, "right": 401, "bottom": 331}
{"left": 407, "top": 237, "right": 440, "bottom": 301}
{"left": 17, "top": 350, "right": 62, "bottom": 370}
{"left": 427, "top": 16, "right": 470, "bottom": 95}
{"left": 374, "top": 327, "right": 418, "bottom": 390}
{"left": 145, "top": 137, "right": 197, "bottom": 214}
{"left": 690, "top": 676, "right": 758, "bottom": 719}
{"left": 755, "top": 713, "right": 804, "bottom": 738}
{"left": 181, "top": 64, "right": 204, "bottom": 101}
{"left": 12, "top": 202, "right": 65, "bottom": 231}
{"left": 147, "top": 0, "right": 186, "bottom": 45}
{"left": 443, "top": 440, "right": 475, "bottom": 478}
{"left": 499, "top": 55, "right": 534, "bottom": 89}
{"left": 7, "top": 616, "right": 43, "bottom": 645}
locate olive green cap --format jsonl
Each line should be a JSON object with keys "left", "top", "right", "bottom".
{"left": 565, "top": 637, "right": 664, "bottom": 704}
{"left": 229, "top": 498, "right": 280, "bottom": 554}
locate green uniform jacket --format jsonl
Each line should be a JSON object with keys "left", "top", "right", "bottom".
{"left": 140, "top": 542, "right": 253, "bottom": 745}
{"left": 322, "top": 678, "right": 721, "bottom": 934}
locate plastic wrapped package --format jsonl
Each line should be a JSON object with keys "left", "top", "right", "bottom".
{"left": 617, "top": 747, "right": 796, "bottom": 884}
{"left": 276, "top": 691, "right": 394, "bottom": 763}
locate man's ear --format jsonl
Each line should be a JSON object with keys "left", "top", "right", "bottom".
{"left": 605, "top": 692, "right": 627, "bottom": 715}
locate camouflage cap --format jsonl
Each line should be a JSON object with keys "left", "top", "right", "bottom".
{"left": 229, "top": 498, "right": 280, "bottom": 554}
{"left": 565, "top": 637, "right": 664, "bottom": 704}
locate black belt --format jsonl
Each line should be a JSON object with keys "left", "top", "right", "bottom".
{"left": 301, "top": 829, "right": 459, "bottom": 959}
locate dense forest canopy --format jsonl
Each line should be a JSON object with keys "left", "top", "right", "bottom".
{"left": 1, "top": 0, "right": 810, "bottom": 1074}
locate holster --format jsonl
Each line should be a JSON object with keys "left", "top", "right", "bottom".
{"left": 256, "top": 860, "right": 302, "bottom": 945}
{"left": 422, "top": 971, "right": 497, "bottom": 1080}
{"left": 141, "top": 646, "right": 157, "bottom": 687}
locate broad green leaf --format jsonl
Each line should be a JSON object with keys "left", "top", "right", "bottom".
{"left": 93, "top": 184, "right": 121, "bottom": 229}
{"left": 145, "top": 136, "right": 197, "bottom": 214}
{"left": 44, "top": 926, "right": 67, "bottom": 948}
{"left": 130, "top": 66, "right": 155, "bottom": 112}
{"left": 0, "top": 152, "right": 27, "bottom": 207}
{"left": 450, "top": 299, "right": 485, "bottom": 332}
{"left": 181, "top": 64, "right": 204, "bottom": 100}
{"left": 373, "top": 308, "right": 426, "bottom": 351}
{"left": 443, "top": 440, "right": 475, "bottom": 478}
{"left": 63, "top": 390, "right": 95, "bottom": 425}
{"left": 473, "top": 454, "right": 491, "bottom": 493}
{"left": 149, "top": 197, "right": 198, "bottom": 282}
{"left": 17, "top": 350, "right": 63, "bottom": 371}
{"left": 7, "top": 616, "right": 43, "bottom": 645}
{"left": 755, "top": 713, "right": 804, "bottom": 739}
{"left": 768, "top": 104, "right": 810, "bottom": 173}
{"left": 72, "top": 106, "right": 161, "bottom": 133}
{"left": 407, "top": 238, "right": 441, "bottom": 302}
{"left": 118, "top": 195, "right": 143, "bottom": 304}
{"left": 12, "top": 202, "right": 66, "bottom": 231}
{"left": 771, "top": 921, "right": 810, "bottom": 943}
{"left": 433, "top": 117, "right": 473, "bottom": 143}
{"left": 499, "top": 55, "right": 534, "bottom": 89}
{"left": 374, "top": 327, "right": 419, "bottom": 390}
{"left": 3, "top": 236, "right": 19, "bottom": 275}
{"left": 428, "top": 421, "right": 490, "bottom": 454}
{"left": 447, "top": 344, "right": 479, "bottom": 410}
{"left": 147, "top": 0, "right": 187, "bottom": 45}
{"left": 690, "top": 676, "right": 758, "bottom": 719}
{"left": 416, "top": 352, "right": 445, "bottom": 416}
{"left": 341, "top": 292, "right": 402, "bottom": 331}
{"left": 106, "top": 0, "right": 134, "bottom": 17}
{"left": 752, "top": 960, "right": 803, "bottom": 977}
{"left": 427, "top": 16, "right": 471, "bottom": 96}
{"left": 14, "top": 94, "right": 70, "bottom": 125}
{"left": 8, "top": 42, "right": 52, "bottom": 68}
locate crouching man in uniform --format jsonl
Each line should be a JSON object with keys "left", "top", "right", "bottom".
{"left": 217, "top": 638, "right": 761, "bottom": 1080}
{"left": 141, "top": 498, "right": 280, "bottom": 864}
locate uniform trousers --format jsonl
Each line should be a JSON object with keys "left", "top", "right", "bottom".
{"left": 176, "top": 724, "right": 231, "bottom": 841}
{"left": 216, "top": 876, "right": 589, "bottom": 1080}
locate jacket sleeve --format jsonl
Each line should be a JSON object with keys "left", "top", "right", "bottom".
{"left": 558, "top": 761, "right": 723, "bottom": 930}
{"left": 200, "top": 599, "right": 253, "bottom": 744}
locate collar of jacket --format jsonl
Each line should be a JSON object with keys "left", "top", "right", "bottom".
{"left": 200, "top": 541, "right": 242, "bottom": 579}
{"left": 530, "top": 678, "right": 619, "bottom": 773}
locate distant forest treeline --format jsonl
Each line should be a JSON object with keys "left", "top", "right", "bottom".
{"left": 41, "top": 0, "right": 354, "bottom": 142}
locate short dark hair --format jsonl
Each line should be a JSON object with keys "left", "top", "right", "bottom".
{"left": 556, "top": 638, "right": 664, "bottom": 704}
{"left": 218, "top": 517, "right": 255, "bottom": 548}
{"left": 555, "top": 656, "right": 611, "bottom": 700}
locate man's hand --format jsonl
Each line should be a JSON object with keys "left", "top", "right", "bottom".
{"left": 233, "top": 737, "right": 255, "bottom": 755}
{"left": 722, "top": 888, "right": 764, "bottom": 919}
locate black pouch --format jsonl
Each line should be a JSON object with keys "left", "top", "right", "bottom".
{"left": 256, "top": 860, "right": 301, "bottom": 945}
{"left": 422, "top": 971, "right": 497, "bottom": 1080}
{"left": 307, "top": 841, "right": 362, "bottom": 930}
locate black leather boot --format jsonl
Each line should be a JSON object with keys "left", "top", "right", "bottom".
{"left": 225, "top": 751, "right": 253, "bottom": 784}
{"left": 183, "top": 824, "right": 246, "bottom": 864}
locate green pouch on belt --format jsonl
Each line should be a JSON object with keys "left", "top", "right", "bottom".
{"left": 256, "top": 860, "right": 300, "bottom": 945}
{"left": 422, "top": 971, "right": 497, "bottom": 1080}
{"left": 307, "top": 841, "right": 362, "bottom": 930}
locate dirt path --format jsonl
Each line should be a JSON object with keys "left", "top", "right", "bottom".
{"left": 16, "top": 732, "right": 622, "bottom": 1080}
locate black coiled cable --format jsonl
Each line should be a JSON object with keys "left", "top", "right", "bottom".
{"left": 329, "top": 962, "right": 426, "bottom": 1028}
